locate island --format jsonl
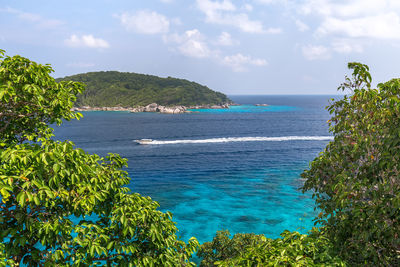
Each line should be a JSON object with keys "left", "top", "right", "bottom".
{"left": 57, "top": 71, "right": 233, "bottom": 113}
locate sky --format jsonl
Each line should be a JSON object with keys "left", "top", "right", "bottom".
{"left": 1, "top": 0, "right": 400, "bottom": 95}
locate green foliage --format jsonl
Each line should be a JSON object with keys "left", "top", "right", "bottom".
{"left": 57, "top": 71, "right": 232, "bottom": 107}
{"left": 0, "top": 243, "right": 15, "bottom": 267}
{"left": 0, "top": 50, "right": 84, "bottom": 145}
{"left": 198, "top": 229, "right": 345, "bottom": 266}
{"left": 302, "top": 62, "right": 400, "bottom": 265}
{"left": 198, "top": 230, "right": 266, "bottom": 266}
{"left": 0, "top": 50, "right": 199, "bottom": 266}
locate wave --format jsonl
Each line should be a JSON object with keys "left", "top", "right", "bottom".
{"left": 143, "top": 136, "right": 333, "bottom": 145}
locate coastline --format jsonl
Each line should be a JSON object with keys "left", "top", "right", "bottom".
{"left": 72, "top": 102, "right": 232, "bottom": 114}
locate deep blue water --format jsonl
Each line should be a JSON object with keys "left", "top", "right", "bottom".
{"left": 53, "top": 95, "right": 338, "bottom": 244}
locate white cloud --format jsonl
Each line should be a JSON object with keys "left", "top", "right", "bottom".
{"left": 302, "top": 45, "right": 331, "bottom": 60}
{"left": 65, "top": 34, "right": 110, "bottom": 49}
{"left": 227, "top": 14, "right": 265, "bottom": 33}
{"left": 164, "top": 29, "right": 212, "bottom": 58}
{"left": 196, "top": 0, "right": 272, "bottom": 34}
{"left": 295, "top": 19, "right": 309, "bottom": 32}
{"left": 317, "top": 13, "right": 400, "bottom": 40}
{"left": 331, "top": 39, "right": 363, "bottom": 54}
{"left": 222, "top": 53, "right": 267, "bottom": 72}
{"left": 196, "top": 0, "right": 236, "bottom": 14}
{"left": 117, "top": 10, "right": 170, "bottom": 34}
{"left": 300, "top": 0, "right": 386, "bottom": 18}
{"left": 300, "top": 0, "right": 400, "bottom": 40}
{"left": 216, "top": 31, "right": 237, "bottom": 46}
{"left": 164, "top": 28, "right": 266, "bottom": 72}
{"left": 295, "top": 0, "right": 400, "bottom": 59}
{"left": 1, "top": 7, "right": 63, "bottom": 29}
{"left": 180, "top": 30, "right": 211, "bottom": 58}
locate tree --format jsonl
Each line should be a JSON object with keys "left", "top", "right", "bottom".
{"left": 197, "top": 230, "right": 265, "bottom": 266}
{"left": 198, "top": 229, "right": 344, "bottom": 266}
{"left": 0, "top": 50, "right": 83, "bottom": 145}
{"left": 57, "top": 71, "right": 232, "bottom": 108}
{"left": 0, "top": 50, "right": 198, "bottom": 266}
{"left": 302, "top": 63, "right": 400, "bottom": 265}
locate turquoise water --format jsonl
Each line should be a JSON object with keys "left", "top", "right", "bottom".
{"left": 188, "top": 104, "right": 298, "bottom": 113}
{"left": 54, "top": 95, "right": 335, "bottom": 244}
{"left": 166, "top": 167, "right": 315, "bottom": 241}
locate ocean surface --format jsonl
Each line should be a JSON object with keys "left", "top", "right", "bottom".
{"left": 53, "top": 95, "right": 337, "bottom": 244}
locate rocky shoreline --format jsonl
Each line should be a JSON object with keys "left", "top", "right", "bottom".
{"left": 72, "top": 103, "right": 231, "bottom": 114}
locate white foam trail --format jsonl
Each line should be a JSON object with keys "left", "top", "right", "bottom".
{"left": 145, "top": 136, "right": 333, "bottom": 145}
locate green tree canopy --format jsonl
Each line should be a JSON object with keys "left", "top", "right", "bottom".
{"left": 0, "top": 50, "right": 198, "bottom": 266}
{"left": 198, "top": 229, "right": 344, "bottom": 266}
{"left": 302, "top": 63, "right": 400, "bottom": 265}
{"left": 57, "top": 71, "right": 232, "bottom": 107}
{"left": 0, "top": 50, "right": 83, "bottom": 145}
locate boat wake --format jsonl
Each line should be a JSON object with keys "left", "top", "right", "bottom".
{"left": 143, "top": 136, "right": 333, "bottom": 145}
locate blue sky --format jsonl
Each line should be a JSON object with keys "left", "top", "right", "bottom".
{"left": 1, "top": 0, "right": 400, "bottom": 94}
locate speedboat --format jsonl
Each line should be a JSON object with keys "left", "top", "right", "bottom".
{"left": 135, "top": 139, "right": 153, "bottom": 145}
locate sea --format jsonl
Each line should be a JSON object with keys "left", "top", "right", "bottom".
{"left": 53, "top": 95, "right": 338, "bottom": 244}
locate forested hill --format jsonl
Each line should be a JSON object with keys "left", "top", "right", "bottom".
{"left": 57, "top": 71, "right": 232, "bottom": 107}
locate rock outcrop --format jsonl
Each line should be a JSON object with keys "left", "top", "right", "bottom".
{"left": 142, "top": 103, "right": 188, "bottom": 114}
{"left": 188, "top": 104, "right": 229, "bottom": 109}
{"left": 72, "top": 103, "right": 232, "bottom": 114}
{"left": 158, "top": 106, "right": 187, "bottom": 114}
{"left": 144, "top": 103, "right": 159, "bottom": 112}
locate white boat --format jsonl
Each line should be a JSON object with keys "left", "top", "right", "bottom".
{"left": 135, "top": 139, "right": 153, "bottom": 145}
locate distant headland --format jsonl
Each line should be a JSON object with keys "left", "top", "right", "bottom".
{"left": 57, "top": 71, "right": 233, "bottom": 112}
{"left": 71, "top": 102, "right": 231, "bottom": 114}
